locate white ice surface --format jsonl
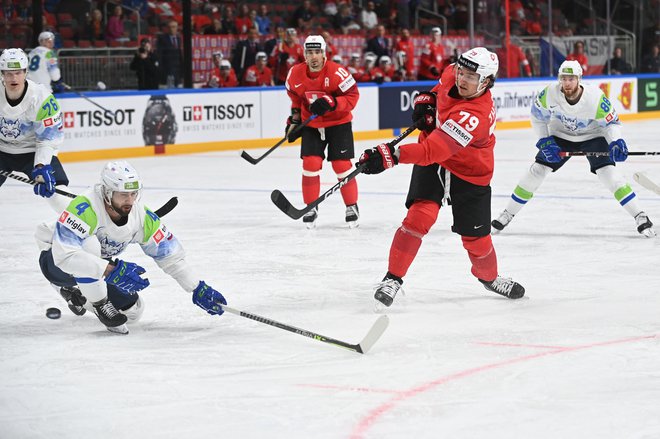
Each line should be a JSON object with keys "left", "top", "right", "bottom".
{"left": 1, "top": 120, "right": 659, "bottom": 439}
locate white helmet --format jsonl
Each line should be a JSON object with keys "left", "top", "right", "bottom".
{"left": 0, "top": 48, "right": 28, "bottom": 71}
{"left": 558, "top": 60, "right": 583, "bottom": 80}
{"left": 457, "top": 47, "right": 498, "bottom": 91}
{"left": 379, "top": 55, "right": 392, "bottom": 65}
{"left": 255, "top": 51, "right": 268, "bottom": 60}
{"left": 431, "top": 27, "right": 442, "bottom": 36}
{"left": 100, "top": 161, "right": 142, "bottom": 203}
{"left": 332, "top": 54, "right": 342, "bottom": 63}
{"left": 38, "top": 31, "right": 55, "bottom": 44}
{"left": 304, "top": 35, "right": 326, "bottom": 54}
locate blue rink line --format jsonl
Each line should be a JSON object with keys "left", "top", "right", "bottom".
{"left": 5, "top": 183, "right": 660, "bottom": 203}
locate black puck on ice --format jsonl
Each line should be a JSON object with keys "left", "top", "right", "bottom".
{"left": 46, "top": 307, "right": 61, "bottom": 319}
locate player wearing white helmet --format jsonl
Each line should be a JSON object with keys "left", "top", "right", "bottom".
{"left": 284, "top": 35, "right": 361, "bottom": 228}
{"left": 0, "top": 47, "right": 69, "bottom": 212}
{"left": 358, "top": 47, "right": 526, "bottom": 308}
{"left": 492, "top": 59, "right": 655, "bottom": 237}
{"left": 27, "top": 31, "right": 64, "bottom": 93}
{"left": 418, "top": 26, "right": 446, "bottom": 80}
{"left": 36, "top": 161, "right": 229, "bottom": 334}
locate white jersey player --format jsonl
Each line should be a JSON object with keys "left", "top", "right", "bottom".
{"left": 36, "top": 161, "right": 228, "bottom": 334}
{"left": 0, "top": 47, "right": 70, "bottom": 212}
{"left": 27, "top": 32, "right": 63, "bottom": 93}
{"left": 492, "top": 60, "right": 655, "bottom": 237}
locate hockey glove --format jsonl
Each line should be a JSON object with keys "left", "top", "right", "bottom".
{"left": 192, "top": 281, "right": 226, "bottom": 316}
{"left": 285, "top": 116, "right": 302, "bottom": 142}
{"left": 105, "top": 260, "right": 150, "bottom": 295}
{"left": 358, "top": 143, "right": 398, "bottom": 174}
{"left": 31, "top": 164, "right": 56, "bottom": 198}
{"left": 51, "top": 79, "right": 66, "bottom": 94}
{"left": 608, "top": 139, "right": 628, "bottom": 162}
{"left": 536, "top": 137, "right": 562, "bottom": 163}
{"left": 429, "top": 66, "right": 440, "bottom": 77}
{"left": 412, "top": 91, "right": 437, "bottom": 133}
{"left": 310, "top": 95, "right": 336, "bottom": 116}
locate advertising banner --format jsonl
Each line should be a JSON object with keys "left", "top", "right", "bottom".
{"left": 637, "top": 77, "right": 660, "bottom": 112}
{"left": 377, "top": 82, "right": 434, "bottom": 129}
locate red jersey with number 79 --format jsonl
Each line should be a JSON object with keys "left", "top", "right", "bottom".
{"left": 285, "top": 60, "right": 359, "bottom": 129}
{"left": 399, "top": 64, "right": 497, "bottom": 186}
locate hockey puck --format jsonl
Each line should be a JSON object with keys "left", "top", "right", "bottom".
{"left": 46, "top": 307, "right": 61, "bottom": 319}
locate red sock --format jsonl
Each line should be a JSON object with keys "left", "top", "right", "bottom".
{"left": 331, "top": 160, "right": 357, "bottom": 205}
{"left": 388, "top": 200, "right": 439, "bottom": 278}
{"left": 302, "top": 156, "right": 323, "bottom": 204}
{"left": 462, "top": 235, "right": 498, "bottom": 281}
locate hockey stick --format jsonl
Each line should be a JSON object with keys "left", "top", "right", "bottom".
{"left": 271, "top": 123, "right": 419, "bottom": 220}
{"left": 1, "top": 170, "right": 178, "bottom": 217}
{"left": 633, "top": 172, "right": 660, "bottom": 195}
{"left": 560, "top": 151, "right": 660, "bottom": 157}
{"left": 240, "top": 115, "right": 317, "bottom": 165}
{"left": 62, "top": 83, "right": 115, "bottom": 116}
{"left": 218, "top": 303, "right": 390, "bottom": 354}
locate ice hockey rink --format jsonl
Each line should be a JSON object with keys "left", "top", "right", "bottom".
{"left": 1, "top": 119, "right": 659, "bottom": 439}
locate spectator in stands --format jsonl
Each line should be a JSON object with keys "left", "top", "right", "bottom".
{"left": 418, "top": 27, "right": 445, "bottom": 80}
{"left": 222, "top": 7, "right": 238, "bottom": 35}
{"left": 565, "top": 41, "right": 588, "bottom": 75}
{"left": 268, "top": 28, "right": 304, "bottom": 85}
{"left": 394, "top": 28, "right": 414, "bottom": 78}
{"left": 123, "top": 0, "right": 148, "bottom": 17}
{"left": 232, "top": 27, "right": 264, "bottom": 81}
{"left": 235, "top": 4, "right": 253, "bottom": 35}
{"left": 360, "top": 1, "right": 379, "bottom": 31}
{"left": 321, "top": 31, "right": 338, "bottom": 61}
{"left": 322, "top": 0, "right": 339, "bottom": 17}
{"left": 105, "top": 5, "right": 128, "bottom": 44}
{"left": 242, "top": 51, "right": 274, "bottom": 86}
{"left": 157, "top": 20, "right": 183, "bottom": 87}
{"left": 255, "top": 4, "right": 271, "bottom": 35}
{"left": 334, "top": 3, "right": 361, "bottom": 34}
{"left": 365, "top": 25, "right": 391, "bottom": 61}
{"left": 265, "top": 26, "right": 285, "bottom": 57}
{"left": 292, "top": 0, "right": 315, "bottom": 32}
{"left": 605, "top": 47, "right": 633, "bottom": 75}
{"left": 496, "top": 42, "right": 532, "bottom": 78}
{"left": 83, "top": 8, "right": 104, "bottom": 42}
{"left": 641, "top": 44, "right": 660, "bottom": 73}
{"left": 204, "top": 19, "right": 225, "bottom": 35}
{"left": 130, "top": 38, "right": 159, "bottom": 90}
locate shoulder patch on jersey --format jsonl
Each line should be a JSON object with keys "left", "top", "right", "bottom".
{"left": 64, "top": 196, "right": 98, "bottom": 234}
{"left": 537, "top": 86, "right": 550, "bottom": 108}
{"left": 36, "top": 94, "right": 61, "bottom": 121}
{"left": 58, "top": 210, "right": 91, "bottom": 239}
{"left": 143, "top": 207, "right": 163, "bottom": 244}
{"left": 338, "top": 75, "right": 356, "bottom": 93}
{"left": 441, "top": 119, "right": 473, "bottom": 147}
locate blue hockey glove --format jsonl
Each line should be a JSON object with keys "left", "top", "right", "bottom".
{"left": 51, "top": 79, "right": 66, "bottom": 93}
{"left": 536, "top": 137, "right": 561, "bottom": 163}
{"left": 192, "top": 281, "right": 226, "bottom": 316}
{"left": 31, "top": 164, "right": 56, "bottom": 198}
{"left": 609, "top": 139, "right": 628, "bottom": 162}
{"left": 309, "top": 95, "right": 336, "bottom": 116}
{"left": 105, "top": 260, "right": 150, "bottom": 295}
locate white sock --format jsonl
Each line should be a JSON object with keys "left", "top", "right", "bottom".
{"left": 596, "top": 165, "right": 642, "bottom": 217}
{"left": 505, "top": 162, "right": 552, "bottom": 216}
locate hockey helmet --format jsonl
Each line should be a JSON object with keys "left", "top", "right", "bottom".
{"left": 255, "top": 51, "right": 268, "bottom": 61}
{"left": 379, "top": 55, "right": 392, "bottom": 65}
{"left": 456, "top": 47, "right": 499, "bottom": 92}
{"left": 38, "top": 31, "right": 56, "bottom": 44}
{"left": 557, "top": 60, "right": 583, "bottom": 80}
{"left": 0, "top": 48, "right": 29, "bottom": 71}
{"left": 332, "top": 54, "right": 342, "bottom": 63}
{"left": 431, "top": 27, "right": 442, "bottom": 36}
{"left": 304, "top": 35, "right": 326, "bottom": 54}
{"left": 220, "top": 59, "right": 231, "bottom": 69}
{"left": 100, "top": 161, "right": 142, "bottom": 203}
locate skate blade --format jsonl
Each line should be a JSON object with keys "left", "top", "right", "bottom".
{"left": 67, "top": 305, "right": 86, "bottom": 316}
{"left": 347, "top": 220, "right": 359, "bottom": 229}
{"left": 304, "top": 222, "right": 316, "bottom": 230}
{"left": 106, "top": 324, "right": 129, "bottom": 335}
{"left": 641, "top": 228, "right": 657, "bottom": 238}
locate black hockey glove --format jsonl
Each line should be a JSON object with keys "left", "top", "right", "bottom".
{"left": 285, "top": 116, "right": 302, "bottom": 142}
{"left": 310, "top": 95, "right": 336, "bottom": 116}
{"left": 358, "top": 143, "right": 398, "bottom": 175}
{"left": 412, "top": 91, "right": 436, "bottom": 133}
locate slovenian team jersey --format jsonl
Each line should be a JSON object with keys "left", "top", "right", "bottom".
{"left": 51, "top": 186, "right": 198, "bottom": 292}
{"left": 0, "top": 79, "right": 64, "bottom": 166}
{"left": 27, "top": 46, "right": 61, "bottom": 91}
{"left": 531, "top": 82, "right": 622, "bottom": 143}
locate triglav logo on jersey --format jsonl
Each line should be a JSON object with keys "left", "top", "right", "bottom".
{"left": 0, "top": 117, "right": 22, "bottom": 138}
{"left": 142, "top": 95, "right": 178, "bottom": 146}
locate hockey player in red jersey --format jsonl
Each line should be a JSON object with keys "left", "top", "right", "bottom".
{"left": 242, "top": 52, "right": 274, "bottom": 86}
{"left": 418, "top": 27, "right": 446, "bottom": 80}
{"left": 358, "top": 47, "right": 526, "bottom": 307}
{"left": 285, "top": 35, "right": 360, "bottom": 228}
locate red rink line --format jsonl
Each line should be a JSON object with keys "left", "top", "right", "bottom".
{"left": 350, "top": 334, "right": 657, "bottom": 439}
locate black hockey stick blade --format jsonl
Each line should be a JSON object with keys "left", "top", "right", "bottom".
{"left": 219, "top": 304, "right": 389, "bottom": 354}
{"left": 153, "top": 196, "right": 178, "bottom": 217}
{"left": 0, "top": 169, "right": 76, "bottom": 198}
{"left": 240, "top": 115, "right": 317, "bottom": 165}
{"left": 560, "top": 151, "right": 660, "bottom": 157}
{"left": 271, "top": 123, "right": 419, "bottom": 220}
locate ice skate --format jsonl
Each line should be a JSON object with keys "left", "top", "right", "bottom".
{"left": 59, "top": 286, "right": 87, "bottom": 316}
{"left": 635, "top": 212, "right": 656, "bottom": 238}
{"left": 479, "top": 276, "right": 525, "bottom": 299}
{"left": 374, "top": 276, "right": 403, "bottom": 309}
{"left": 92, "top": 297, "right": 129, "bottom": 334}
{"left": 303, "top": 207, "right": 318, "bottom": 229}
{"left": 345, "top": 204, "right": 359, "bottom": 228}
{"left": 491, "top": 209, "right": 514, "bottom": 233}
